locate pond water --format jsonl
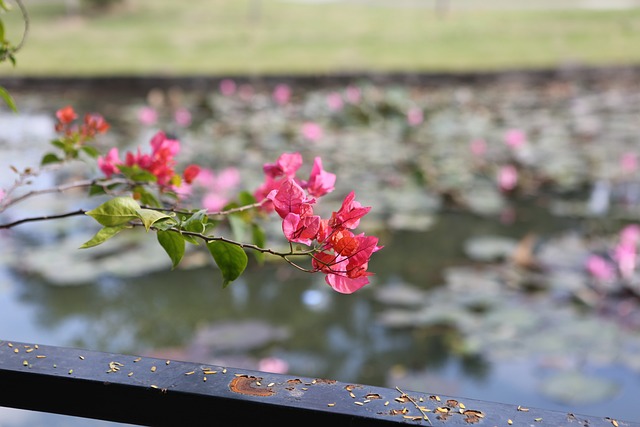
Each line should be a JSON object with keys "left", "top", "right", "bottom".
{"left": 2, "top": 71, "right": 640, "bottom": 425}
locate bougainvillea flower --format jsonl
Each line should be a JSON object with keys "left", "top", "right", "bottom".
{"left": 470, "top": 138, "right": 487, "bottom": 157}
{"left": 282, "top": 213, "right": 320, "bottom": 245}
{"left": 301, "top": 122, "right": 323, "bottom": 142}
{"left": 620, "top": 224, "right": 640, "bottom": 246}
{"left": 189, "top": 167, "right": 241, "bottom": 212}
{"left": 325, "top": 269, "right": 371, "bottom": 294}
{"left": 97, "top": 147, "right": 121, "bottom": 178}
{"left": 258, "top": 356, "right": 289, "bottom": 374}
{"left": 586, "top": 255, "right": 616, "bottom": 281}
{"left": 183, "top": 164, "right": 201, "bottom": 184}
{"left": 81, "top": 113, "right": 110, "bottom": 137}
{"left": 498, "top": 165, "right": 518, "bottom": 192}
{"left": 407, "top": 107, "right": 423, "bottom": 126}
{"left": 174, "top": 108, "right": 192, "bottom": 127}
{"left": 326, "top": 92, "right": 344, "bottom": 111}
{"left": 505, "top": 129, "right": 526, "bottom": 149}
{"left": 137, "top": 106, "right": 158, "bottom": 126}
{"left": 219, "top": 79, "right": 237, "bottom": 96}
{"left": 615, "top": 242, "right": 637, "bottom": 279}
{"left": 56, "top": 105, "right": 77, "bottom": 125}
{"left": 329, "top": 191, "right": 371, "bottom": 230}
{"left": 305, "top": 157, "right": 336, "bottom": 198}
{"left": 272, "top": 84, "right": 292, "bottom": 105}
{"left": 267, "top": 178, "right": 316, "bottom": 219}
{"left": 263, "top": 152, "right": 303, "bottom": 179}
{"left": 621, "top": 152, "right": 638, "bottom": 173}
{"left": 345, "top": 85, "right": 361, "bottom": 104}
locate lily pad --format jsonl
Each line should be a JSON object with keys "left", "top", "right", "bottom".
{"left": 463, "top": 236, "right": 518, "bottom": 262}
{"left": 538, "top": 371, "right": 620, "bottom": 405}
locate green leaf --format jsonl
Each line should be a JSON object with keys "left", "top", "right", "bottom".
{"left": 81, "top": 145, "right": 101, "bottom": 158}
{"left": 251, "top": 223, "right": 266, "bottom": 265}
{"left": 79, "top": 224, "right": 128, "bottom": 248}
{"left": 118, "top": 165, "right": 157, "bottom": 183}
{"left": 136, "top": 208, "right": 172, "bottom": 231}
{"left": 229, "top": 214, "right": 248, "bottom": 242}
{"left": 85, "top": 196, "right": 140, "bottom": 227}
{"left": 134, "top": 186, "right": 161, "bottom": 207}
{"left": 0, "top": 0, "right": 12, "bottom": 12}
{"left": 181, "top": 209, "right": 208, "bottom": 233}
{"left": 0, "top": 86, "right": 17, "bottom": 113}
{"left": 207, "top": 241, "right": 248, "bottom": 287}
{"left": 157, "top": 230, "right": 185, "bottom": 269}
{"left": 238, "top": 190, "right": 257, "bottom": 206}
{"left": 88, "top": 184, "right": 107, "bottom": 196}
{"left": 40, "top": 153, "right": 62, "bottom": 166}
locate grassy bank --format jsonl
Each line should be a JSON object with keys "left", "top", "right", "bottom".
{"left": 1, "top": 0, "right": 640, "bottom": 76}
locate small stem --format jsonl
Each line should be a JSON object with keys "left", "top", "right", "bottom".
{"left": 395, "top": 387, "right": 432, "bottom": 425}
{"left": 0, "top": 209, "right": 87, "bottom": 229}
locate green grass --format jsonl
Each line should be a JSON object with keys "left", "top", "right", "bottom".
{"left": 1, "top": 0, "right": 640, "bottom": 76}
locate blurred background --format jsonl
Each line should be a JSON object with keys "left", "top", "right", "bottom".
{"left": 2, "top": 1, "right": 640, "bottom": 425}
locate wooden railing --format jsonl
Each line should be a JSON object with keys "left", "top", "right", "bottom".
{"left": 0, "top": 339, "right": 636, "bottom": 426}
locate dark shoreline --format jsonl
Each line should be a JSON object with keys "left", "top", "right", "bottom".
{"left": 2, "top": 64, "right": 640, "bottom": 95}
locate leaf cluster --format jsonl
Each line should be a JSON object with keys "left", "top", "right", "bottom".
{"left": 81, "top": 196, "right": 269, "bottom": 288}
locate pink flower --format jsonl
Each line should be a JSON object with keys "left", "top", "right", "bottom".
{"left": 586, "top": 255, "right": 616, "bottom": 281}
{"left": 326, "top": 92, "right": 344, "bottom": 111}
{"left": 97, "top": 147, "right": 121, "bottom": 178}
{"left": 497, "top": 165, "right": 518, "bottom": 192}
{"left": 314, "top": 233, "right": 382, "bottom": 294}
{"left": 329, "top": 191, "right": 371, "bottom": 230}
{"left": 193, "top": 167, "right": 241, "bottom": 213}
{"left": 505, "top": 129, "right": 526, "bottom": 149}
{"left": 272, "top": 84, "right": 291, "bottom": 105}
{"left": 219, "top": 79, "right": 237, "bottom": 96}
{"left": 305, "top": 157, "right": 336, "bottom": 198}
{"left": 301, "top": 122, "right": 323, "bottom": 142}
{"left": 325, "top": 268, "right": 371, "bottom": 294}
{"left": 620, "top": 224, "right": 640, "bottom": 246}
{"left": 0, "top": 188, "right": 5, "bottom": 203}
{"left": 183, "top": 164, "right": 200, "bottom": 184}
{"left": 407, "top": 107, "right": 423, "bottom": 126}
{"left": 238, "top": 84, "right": 254, "bottom": 101}
{"left": 137, "top": 106, "right": 158, "bottom": 126}
{"left": 267, "top": 178, "right": 315, "bottom": 219}
{"left": 615, "top": 242, "right": 636, "bottom": 279}
{"left": 621, "top": 152, "right": 638, "bottom": 174}
{"left": 174, "top": 108, "right": 192, "bottom": 127}
{"left": 345, "top": 85, "right": 361, "bottom": 104}
{"left": 282, "top": 212, "right": 321, "bottom": 245}
{"left": 470, "top": 139, "right": 487, "bottom": 157}
{"left": 258, "top": 357, "right": 289, "bottom": 374}
{"left": 263, "top": 152, "right": 303, "bottom": 179}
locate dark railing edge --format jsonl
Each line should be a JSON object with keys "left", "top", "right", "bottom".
{"left": 0, "top": 339, "right": 637, "bottom": 426}
{"left": 1, "top": 64, "right": 640, "bottom": 95}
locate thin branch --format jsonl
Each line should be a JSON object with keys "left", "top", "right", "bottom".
{"left": 0, "top": 209, "right": 87, "bottom": 229}
{"left": 13, "top": 0, "right": 29, "bottom": 53}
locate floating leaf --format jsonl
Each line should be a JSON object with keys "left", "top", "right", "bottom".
{"left": 157, "top": 230, "right": 185, "bottom": 269}
{"left": 207, "top": 240, "right": 248, "bottom": 287}
{"left": 538, "top": 371, "right": 620, "bottom": 405}
{"left": 85, "top": 196, "right": 141, "bottom": 227}
{"left": 79, "top": 224, "right": 129, "bottom": 248}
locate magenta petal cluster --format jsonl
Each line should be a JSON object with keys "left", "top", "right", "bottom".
{"left": 255, "top": 152, "right": 381, "bottom": 294}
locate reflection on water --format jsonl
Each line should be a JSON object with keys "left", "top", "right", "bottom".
{"left": 2, "top": 74, "right": 640, "bottom": 425}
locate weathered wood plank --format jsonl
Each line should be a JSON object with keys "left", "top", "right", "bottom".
{"left": 0, "top": 339, "right": 636, "bottom": 426}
